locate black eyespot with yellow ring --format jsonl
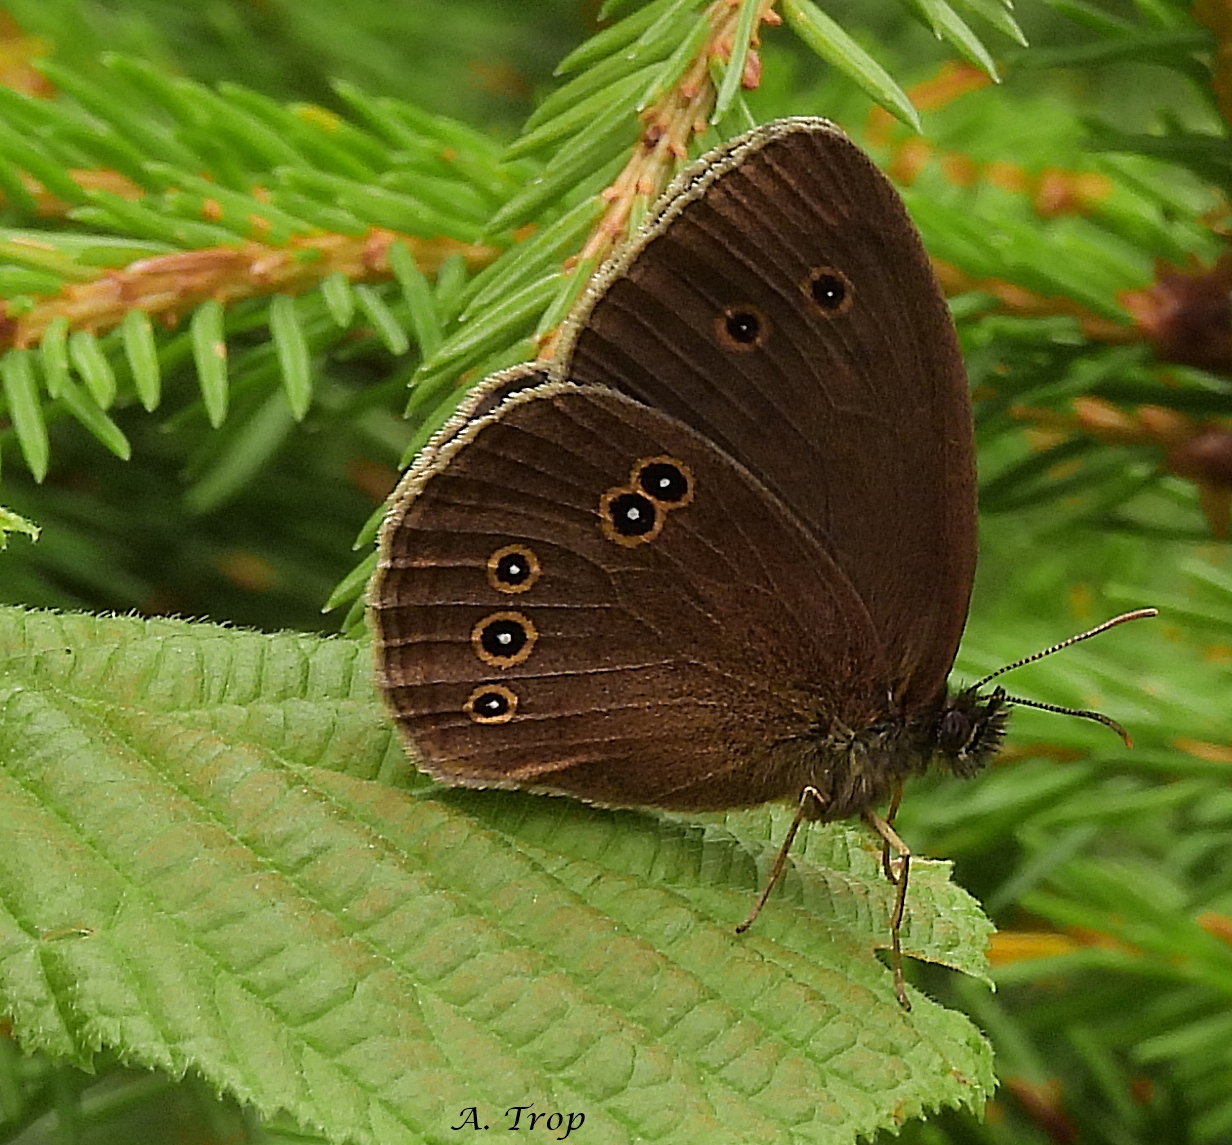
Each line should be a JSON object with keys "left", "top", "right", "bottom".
{"left": 803, "top": 266, "right": 853, "bottom": 316}
{"left": 465, "top": 684, "right": 518, "bottom": 724}
{"left": 716, "top": 304, "right": 769, "bottom": 351}
{"left": 599, "top": 487, "right": 662, "bottom": 546}
{"left": 471, "top": 611, "right": 537, "bottom": 668}
{"left": 487, "top": 544, "right": 541, "bottom": 594}
{"left": 635, "top": 456, "right": 694, "bottom": 507}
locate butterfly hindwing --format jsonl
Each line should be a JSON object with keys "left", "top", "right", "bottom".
{"left": 371, "top": 380, "right": 886, "bottom": 811}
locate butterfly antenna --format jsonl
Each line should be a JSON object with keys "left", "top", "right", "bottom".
{"left": 972, "top": 608, "right": 1158, "bottom": 748}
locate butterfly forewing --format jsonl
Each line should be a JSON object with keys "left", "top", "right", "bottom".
{"left": 555, "top": 118, "right": 975, "bottom": 714}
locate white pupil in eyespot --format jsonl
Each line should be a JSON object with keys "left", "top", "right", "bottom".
{"left": 497, "top": 632, "right": 511, "bottom": 645}
{"left": 626, "top": 506, "right": 641, "bottom": 520}
{"left": 507, "top": 562, "right": 521, "bottom": 575}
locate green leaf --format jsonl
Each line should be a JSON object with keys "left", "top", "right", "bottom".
{"left": 0, "top": 150, "right": 40, "bottom": 216}
{"left": 486, "top": 106, "right": 640, "bottom": 234}
{"left": 55, "top": 378, "right": 131, "bottom": 460}
{"left": 37, "top": 58, "right": 199, "bottom": 180}
{"left": 951, "top": 0, "right": 1028, "bottom": 45}
{"left": 280, "top": 170, "right": 485, "bottom": 242}
{"left": 402, "top": 334, "right": 539, "bottom": 464}
{"left": 504, "top": 70, "right": 652, "bottom": 160}
{"left": 599, "top": 0, "right": 658, "bottom": 19}
{"left": 190, "top": 299, "right": 230, "bottom": 428}
{"left": 0, "top": 605, "right": 995, "bottom": 1144}
{"left": 459, "top": 196, "right": 605, "bottom": 324}
{"left": 534, "top": 258, "right": 601, "bottom": 337}
{"left": 184, "top": 391, "right": 297, "bottom": 514}
{"left": 221, "top": 82, "right": 379, "bottom": 181}
{"left": 0, "top": 505, "right": 39, "bottom": 548}
{"left": 900, "top": 0, "right": 1001, "bottom": 80}
{"left": 1044, "top": 0, "right": 1137, "bottom": 35}
{"left": 321, "top": 271, "right": 357, "bottom": 327}
{"left": 38, "top": 316, "right": 70, "bottom": 400}
{"left": 415, "top": 272, "right": 559, "bottom": 380}
{"left": 177, "top": 80, "right": 306, "bottom": 169}
{"left": 782, "top": 0, "right": 923, "bottom": 132}
{"left": 74, "top": 190, "right": 240, "bottom": 249}
{"left": 352, "top": 501, "right": 387, "bottom": 553}
{"left": 120, "top": 308, "right": 161, "bottom": 412}
{"left": 322, "top": 547, "right": 379, "bottom": 613}
{"left": 1, "top": 350, "right": 50, "bottom": 482}
{"left": 0, "top": 121, "right": 86, "bottom": 203}
{"left": 636, "top": 17, "right": 712, "bottom": 109}
{"left": 144, "top": 163, "right": 315, "bottom": 243}
{"left": 67, "top": 330, "right": 117, "bottom": 410}
{"left": 376, "top": 171, "right": 495, "bottom": 226}
{"left": 712, "top": 0, "right": 762, "bottom": 123}
{"left": 432, "top": 251, "right": 472, "bottom": 322}
{"left": 526, "top": 24, "right": 679, "bottom": 135}
{"left": 354, "top": 284, "right": 411, "bottom": 356}
{"left": 0, "top": 266, "right": 64, "bottom": 294}
{"left": 266, "top": 187, "right": 368, "bottom": 235}
{"left": 388, "top": 241, "right": 443, "bottom": 359}
{"left": 1009, "top": 28, "right": 1211, "bottom": 69}
{"left": 268, "top": 294, "right": 314, "bottom": 420}
{"left": 555, "top": 0, "right": 693, "bottom": 75}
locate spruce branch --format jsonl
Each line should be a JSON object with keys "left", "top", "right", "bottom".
{"left": 1, "top": 231, "right": 494, "bottom": 356}
{"left": 544, "top": 0, "right": 781, "bottom": 346}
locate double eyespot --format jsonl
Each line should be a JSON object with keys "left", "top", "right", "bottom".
{"left": 600, "top": 455, "right": 694, "bottom": 548}
{"left": 466, "top": 547, "right": 543, "bottom": 724}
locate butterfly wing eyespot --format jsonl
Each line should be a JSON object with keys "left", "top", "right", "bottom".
{"left": 465, "top": 684, "right": 518, "bottom": 724}
{"left": 471, "top": 611, "right": 537, "bottom": 667}
{"left": 716, "top": 305, "right": 769, "bottom": 351}
{"left": 599, "top": 487, "right": 663, "bottom": 546}
{"left": 487, "top": 543, "right": 541, "bottom": 594}
{"left": 634, "top": 456, "right": 694, "bottom": 507}
{"left": 803, "top": 266, "right": 854, "bottom": 315}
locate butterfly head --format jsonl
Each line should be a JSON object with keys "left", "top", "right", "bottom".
{"left": 932, "top": 609, "right": 1157, "bottom": 777}
{"left": 933, "top": 685, "right": 1010, "bottom": 778}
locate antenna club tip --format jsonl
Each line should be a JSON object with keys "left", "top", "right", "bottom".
{"left": 1107, "top": 717, "right": 1133, "bottom": 749}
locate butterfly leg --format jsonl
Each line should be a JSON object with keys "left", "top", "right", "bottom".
{"left": 865, "top": 807, "right": 912, "bottom": 1011}
{"left": 879, "top": 783, "right": 905, "bottom": 885}
{"left": 735, "top": 785, "right": 826, "bottom": 934}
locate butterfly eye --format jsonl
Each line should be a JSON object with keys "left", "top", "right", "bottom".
{"left": 600, "top": 489, "right": 661, "bottom": 546}
{"left": 635, "top": 458, "right": 694, "bottom": 506}
{"left": 717, "top": 305, "right": 769, "bottom": 351}
{"left": 487, "top": 544, "right": 541, "bottom": 594}
{"left": 804, "top": 267, "right": 854, "bottom": 315}
{"left": 472, "top": 611, "right": 537, "bottom": 667}
{"left": 465, "top": 684, "right": 518, "bottom": 724}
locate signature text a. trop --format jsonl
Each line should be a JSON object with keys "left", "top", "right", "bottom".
{"left": 452, "top": 1104, "right": 585, "bottom": 1139}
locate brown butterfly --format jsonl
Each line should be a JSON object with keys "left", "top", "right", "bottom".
{"left": 370, "top": 118, "right": 1152, "bottom": 1008}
